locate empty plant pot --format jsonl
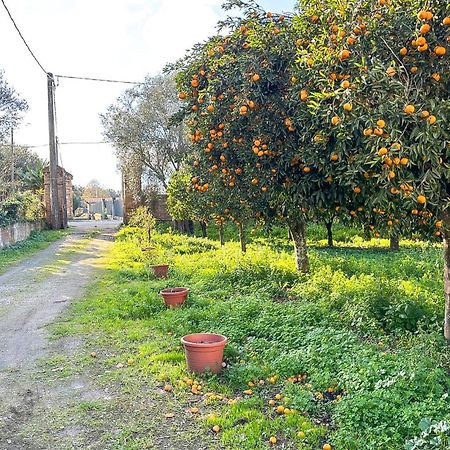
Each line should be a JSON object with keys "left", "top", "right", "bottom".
{"left": 181, "top": 333, "right": 228, "bottom": 374}
{"left": 160, "top": 287, "right": 189, "bottom": 308}
{"left": 151, "top": 264, "right": 169, "bottom": 279}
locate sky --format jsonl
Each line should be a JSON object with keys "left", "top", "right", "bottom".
{"left": 0, "top": 0, "right": 295, "bottom": 191}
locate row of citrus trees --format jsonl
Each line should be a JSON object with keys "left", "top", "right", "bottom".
{"left": 167, "top": 0, "right": 450, "bottom": 339}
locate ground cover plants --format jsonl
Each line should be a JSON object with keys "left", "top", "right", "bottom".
{"left": 54, "top": 225, "right": 450, "bottom": 449}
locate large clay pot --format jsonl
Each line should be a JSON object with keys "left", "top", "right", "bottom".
{"left": 181, "top": 333, "right": 228, "bottom": 374}
{"left": 151, "top": 264, "right": 169, "bottom": 279}
{"left": 160, "top": 287, "right": 189, "bottom": 308}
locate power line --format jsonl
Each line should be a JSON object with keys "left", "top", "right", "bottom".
{"left": 55, "top": 74, "right": 142, "bottom": 85}
{"left": 1, "top": 0, "right": 47, "bottom": 74}
{"left": 20, "top": 141, "right": 111, "bottom": 149}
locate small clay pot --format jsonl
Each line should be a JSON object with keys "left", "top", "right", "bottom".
{"left": 151, "top": 264, "right": 169, "bottom": 279}
{"left": 160, "top": 287, "right": 189, "bottom": 308}
{"left": 181, "top": 333, "right": 228, "bottom": 374}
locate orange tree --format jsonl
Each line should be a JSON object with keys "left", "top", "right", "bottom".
{"left": 289, "top": 0, "right": 449, "bottom": 337}
{"left": 171, "top": 0, "right": 363, "bottom": 271}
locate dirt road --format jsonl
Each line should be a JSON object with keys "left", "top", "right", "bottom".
{"left": 0, "top": 221, "right": 118, "bottom": 449}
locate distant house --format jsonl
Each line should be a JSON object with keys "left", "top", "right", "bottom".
{"left": 84, "top": 197, "right": 123, "bottom": 219}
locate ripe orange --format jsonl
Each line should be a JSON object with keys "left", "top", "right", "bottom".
{"left": 212, "top": 425, "right": 220, "bottom": 433}
{"left": 420, "top": 110, "right": 430, "bottom": 118}
{"left": 331, "top": 116, "right": 340, "bottom": 125}
{"left": 428, "top": 115, "right": 437, "bottom": 124}
{"left": 404, "top": 104, "right": 415, "bottom": 114}
{"left": 432, "top": 73, "right": 441, "bottom": 81}
{"left": 399, "top": 47, "right": 408, "bottom": 56}
{"left": 330, "top": 153, "right": 339, "bottom": 161}
{"left": 268, "top": 399, "right": 276, "bottom": 406}
{"left": 303, "top": 166, "right": 311, "bottom": 173}
{"left": 178, "top": 92, "right": 187, "bottom": 100}
{"left": 191, "top": 79, "right": 199, "bottom": 88}
{"left": 363, "top": 128, "right": 373, "bottom": 136}
{"left": 300, "top": 89, "right": 309, "bottom": 101}
{"left": 377, "top": 119, "right": 386, "bottom": 128}
{"left": 417, "top": 195, "right": 426, "bottom": 204}
{"left": 269, "top": 436, "right": 277, "bottom": 445}
{"left": 323, "top": 444, "right": 332, "bottom": 450}
{"left": 435, "top": 46, "right": 446, "bottom": 56}
{"left": 276, "top": 405, "right": 285, "bottom": 414}
{"left": 388, "top": 171, "right": 396, "bottom": 179}
{"left": 252, "top": 73, "right": 260, "bottom": 82}
{"left": 251, "top": 178, "right": 258, "bottom": 185}
{"left": 190, "top": 407, "right": 199, "bottom": 414}
{"left": 207, "top": 105, "right": 214, "bottom": 112}
{"left": 444, "top": 17, "right": 450, "bottom": 26}
{"left": 341, "top": 80, "right": 350, "bottom": 89}
{"left": 339, "top": 49, "right": 351, "bottom": 60}
{"left": 343, "top": 103, "right": 353, "bottom": 111}
{"left": 411, "top": 66, "right": 418, "bottom": 74}
{"left": 378, "top": 147, "right": 388, "bottom": 156}
{"left": 400, "top": 157, "right": 409, "bottom": 165}
{"left": 354, "top": 187, "right": 361, "bottom": 194}
{"left": 240, "top": 105, "right": 248, "bottom": 115}
{"left": 374, "top": 127, "right": 383, "bottom": 136}
{"left": 420, "top": 23, "right": 431, "bottom": 34}
{"left": 386, "top": 67, "right": 396, "bottom": 77}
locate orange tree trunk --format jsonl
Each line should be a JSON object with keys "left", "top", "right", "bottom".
{"left": 288, "top": 218, "right": 309, "bottom": 273}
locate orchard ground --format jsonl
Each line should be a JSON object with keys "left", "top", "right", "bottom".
{"left": 3, "top": 222, "right": 449, "bottom": 449}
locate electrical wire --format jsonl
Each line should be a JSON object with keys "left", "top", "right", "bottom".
{"left": 55, "top": 74, "right": 142, "bottom": 85}
{"left": 1, "top": 0, "right": 47, "bottom": 74}
{"left": 24, "top": 141, "right": 111, "bottom": 148}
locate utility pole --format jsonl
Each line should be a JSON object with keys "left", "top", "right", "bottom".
{"left": 47, "top": 72, "right": 61, "bottom": 229}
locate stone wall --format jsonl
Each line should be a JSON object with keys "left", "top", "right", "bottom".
{"left": 0, "top": 221, "right": 45, "bottom": 249}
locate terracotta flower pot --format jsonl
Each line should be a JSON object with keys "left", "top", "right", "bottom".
{"left": 151, "top": 264, "right": 169, "bottom": 279}
{"left": 181, "top": 333, "right": 228, "bottom": 374}
{"left": 160, "top": 287, "right": 189, "bottom": 308}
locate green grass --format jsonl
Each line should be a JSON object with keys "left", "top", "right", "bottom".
{"left": 54, "top": 226, "right": 450, "bottom": 450}
{"left": 0, "top": 229, "right": 67, "bottom": 274}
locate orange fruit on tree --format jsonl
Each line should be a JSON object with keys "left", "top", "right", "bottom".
{"left": 343, "top": 103, "right": 353, "bottom": 111}
{"left": 354, "top": 186, "right": 361, "bottom": 194}
{"left": 252, "top": 73, "right": 260, "bottom": 82}
{"left": 374, "top": 127, "right": 383, "bottom": 136}
{"left": 417, "top": 195, "right": 426, "bottom": 204}
{"left": 400, "top": 157, "right": 409, "bottom": 165}
{"left": 421, "top": 110, "right": 430, "bottom": 118}
{"left": 378, "top": 147, "right": 388, "bottom": 156}
{"left": 240, "top": 105, "right": 248, "bottom": 115}
{"left": 303, "top": 166, "right": 311, "bottom": 173}
{"left": 404, "top": 104, "right": 415, "bottom": 114}
{"left": 331, "top": 116, "right": 340, "bottom": 125}
{"left": 330, "top": 153, "right": 339, "bottom": 161}
{"left": 339, "top": 49, "right": 351, "bottom": 60}
{"left": 386, "top": 67, "right": 396, "bottom": 76}
{"left": 178, "top": 92, "right": 187, "bottom": 100}
{"left": 300, "top": 89, "right": 309, "bottom": 101}
{"left": 191, "top": 79, "right": 199, "bottom": 88}
{"left": 432, "top": 73, "right": 441, "bottom": 81}
{"left": 420, "top": 23, "right": 431, "bottom": 34}
{"left": 399, "top": 47, "right": 408, "bottom": 56}
{"left": 377, "top": 119, "right": 386, "bottom": 128}
{"left": 435, "top": 46, "right": 446, "bottom": 56}
{"left": 207, "top": 105, "right": 214, "bottom": 112}
{"left": 428, "top": 115, "right": 437, "bottom": 124}
{"left": 363, "top": 128, "right": 373, "bottom": 136}
{"left": 251, "top": 178, "right": 258, "bottom": 185}
{"left": 341, "top": 80, "right": 350, "bottom": 89}
{"left": 443, "top": 17, "right": 450, "bottom": 26}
